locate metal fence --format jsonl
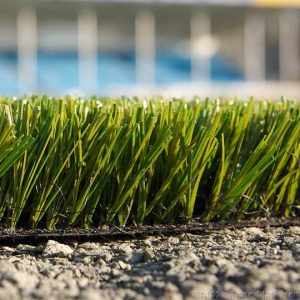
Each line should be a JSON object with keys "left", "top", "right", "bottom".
{"left": 0, "top": 1, "right": 299, "bottom": 98}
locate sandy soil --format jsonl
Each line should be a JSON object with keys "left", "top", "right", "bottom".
{"left": 0, "top": 226, "right": 299, "bottom": 300}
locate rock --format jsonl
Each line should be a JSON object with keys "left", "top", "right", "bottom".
{"left": 163, "top": 282, "right": 183, "bottom": 300}
{"left": 127, "top": 251, "right": 145, "bottom": 264}
{"left": 214, "top": 258, "right": 238, "bottom": 277}
{"left": 15, "top": 244, "right": 44, "bottom": 254}
{"left": 208, "top": 264, "right": 219, "bottom": 275}
{"left": 13, "top": 259, "right": 39, "bottom": 274}
{"left": 0, "top": 268, "right": 39, "bottom": 291}
{"left": 79, "top": 288, "right": 103, "bottom": 300}
{"left": 281, "top": 250, "right": 294, "bottom": 260}
{"left": 284, "top": 236, "right": 296, "bottom": 245}
{"left": 192, "top": 274, "right": 217, "bottom": 285}
{"left": 253, "top": 249, "right": 265, "bottom": 256}
{"left": 182, "top": 279, "right": 214, "bottom": 300}
{"left": 0, "top": 246, "right": 15, "bottom": 254}
{"left": 144, "top": 249, "right": 156, "bottom": 261}
{"left": 76, "top": 242, "right": 102, "bottom": 256}
{"left": 289, "top": 226, "right": 300, "bottom": 235}
{"left": 0, "top": 280, "right": 21, "bottom": 300}
{"left": 77, "top": 277, "right": 89, "bottom": 288}
{"left": 55, "top": 270, "right": 74, "bottom": 281}
{"left": 245, "top": 227, "right": 267, "bottom": 241}
{"left": 188, "top": 282, "right": 213, "bottom": 300}
{"left": 42, "top": 240, "right": 74, "bottom": 257}
{"left": 245, "top": 227, "right": 265, "bottom": 236}
{"left": 34, "top": 277, "right": 64, "bottom": 298}
{"left": 96, "top": 258, "right": 107, "bottom": 268}
{"left": 291, "top": 244, "right": 300, "bottom": 255}
{"left": 151, "top": 281, "right": 166, "bottom": 290}
{"left": 117, "top": 260, "right": 131, "bottom": 271}
{"left": 143, "top": 239, "right": 153, "bottom": 247}
{"left": 214, "top": 257, "right": 229, "bottom": 267}
{"left": 111, "top": 268, "right": 122, "bottom": 277}
{"left": 113, "top": 244, "right": 133, "bottom": 255}
{"left": 167, "top": 237, "right": 180, "bottom": 244}
{"left": 221, "top": 282, "right": 243, "bottom": 299}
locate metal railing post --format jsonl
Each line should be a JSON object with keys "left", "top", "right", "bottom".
{"left": 78, "top": 9, "right": 98, "bottom": 93}
{"left": 190, "top": 11, "right": 211, "bottom": 81}
{"left": 244, "top": 13, "right": 266, "bottom": 81}
{"left": 17, "top": 7, "right": 37, "bottom": 94}
{"left": 135, "top": 10, "right": 155, "bottom": 85}
{"left": 279, "top": 10, "right": 300, "bottom": 81}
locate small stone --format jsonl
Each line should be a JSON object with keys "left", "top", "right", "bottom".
{"left": 77, "top": 277, "right": 89, "bottom": 288}
{"left": 151, "top": 281, "right": 166, "bottom": 290}
{"left": 217, "top": 261, "right": 238, "bottom": 277}
{"left": 118, "top": 260, "right": 131, "bottom": 271}
{"left": 127, "top": 251, "right": 145, "bottom": 264}
{"left": 167, "top": 237, "right": 180, "bottom": 244}
{"left": 290, "top": 226, "right": 300, "bottom": 235}
{"left": 221, "top": 282, "right": 244, "bottom": 300}
{"left": 291, "top": 244, "right": 300, "bottom": 255}
{"left": 245, "top": 227, "right": 267, "bottom": 241}
{"left": 284, "top": 236, "right": 296, "bottom": 245}
{"left": 144, "top": 249, "right": 155, "bottom": 261}
{"left": 15, "top": 244, "right": 44, "bottom": 254}
{"left": 143, "top": 239, "right": 152, "bottom": 247}
{"left": 281, "top": 250, "right": 294, "bottom": 260}
{"left": 214, "top": 257, "right": 229, "bottom": 267}
{"left": 0, "top": 269, "right": 39, "bottom": 291}
{"left": 111, "top": 268, "right": 122, "bottom": 277}
{"left": 101, "top": 252, "right": 113, "bottom": 262}
{"left": 79, "top": 288, "right": 103, "bottom": 300}
{"left": 0, "top": 280, "right": 21, "bottom": 299}
{"left": 82, "top": 256, "right": 92, "bottom": 265}
{"left": 254, "top": 249, "right": 265, "bottom": 256}
{"left": 42, "top": 240, "right": 74, "bottom": 257}
{"left": 208, "top": 264, "right": 219, "bottom": 275}
{"left": 0, "top": 246, "right": 15, "bottom": 253}
{"left": 115, "top": 244, "right": 133, "bottom": 255}
{"left": 96, "top": 258, "right": 107, "bottom": 268}
{"left": 163, "top": 282, "right": 183, "bottom": 300}
{"left": 186, "top": 282, "right": 213, "bottom": 300}
{"left": 193, "top": 274, "right": 217, "bottom": 285}
{"left": 77, "top": 242, "right": 101, "bottom": 255}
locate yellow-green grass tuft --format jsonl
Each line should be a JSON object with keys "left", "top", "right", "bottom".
{"left": 0, "top": 96, "right": 299, "bottom": 229}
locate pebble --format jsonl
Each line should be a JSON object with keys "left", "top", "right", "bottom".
{"left": 127, "top": 251, "right": 145, "bottom": 264}
{"left": 245, "top": 227, "right": 268, "bottom": 242}
{"left": 15, "top": 244, "right": 43, "bottom": 254}
{"left": 117, "top": 260, "right": 131, "bottom": 271}
{"left": 290, "top": 226, "right": 300, "bottom": 234}
{"left": 245, "top": 227, "right": 265, "bottom": 236}
{"left": 42, "top": 240, "right": 74, "bottom": 257}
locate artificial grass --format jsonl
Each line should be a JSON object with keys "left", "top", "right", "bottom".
{"left": 0, "top": 96, "right": 299, "bottom": 229}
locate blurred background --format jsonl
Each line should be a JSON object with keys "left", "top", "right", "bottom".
{"left": 0, "top": 0, "right": 299, "bottom": 98}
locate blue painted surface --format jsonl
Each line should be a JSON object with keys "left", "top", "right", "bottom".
{"left": 38, "top": 52, "right": 79, "bottom": 93}
{"left": 0, "top": 52, "right": 19, "bottom": 94}
{"left": 0, "top": 50, "right": 243, "bottom": 95}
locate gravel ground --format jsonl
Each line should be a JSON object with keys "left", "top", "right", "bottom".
{"left": 0, "top": 226, "right": 299, "bottom": 300}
